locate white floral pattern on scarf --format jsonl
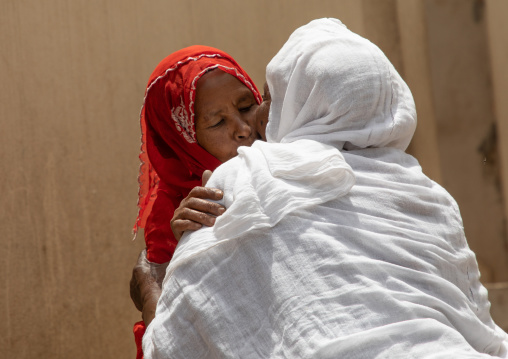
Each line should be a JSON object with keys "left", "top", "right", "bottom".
{"left": 171, "top": 96, "right": 196, "bottom": 143}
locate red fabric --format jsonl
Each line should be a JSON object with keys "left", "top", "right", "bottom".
{"left": 134, "top": 45, "right": 261, "bottom": 264}
{"left": 133, "top": 321, "right": 146, "bottom": 359}
{"left": 132, "top": 46, "right": 261, "bottom": 357}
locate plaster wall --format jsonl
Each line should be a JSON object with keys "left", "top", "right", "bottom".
{"left": 425, "top": 0, "right": 508, "bottom": 282}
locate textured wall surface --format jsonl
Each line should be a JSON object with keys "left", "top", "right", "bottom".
{"left": 1, "top": 0, "right": 507, "bottom": 357}
{"left": 425, "top": 0, "right": 508, "bottom": 282}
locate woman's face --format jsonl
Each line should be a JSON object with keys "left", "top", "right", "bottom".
{"left": 195, "top": 70, "right": 263, "bottom": 162}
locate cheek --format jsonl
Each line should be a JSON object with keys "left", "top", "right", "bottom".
{"left": 257, "top": 103, "right": 269, "bottom": 126}
{"left": 198, "top": 130, "right": 237, "bottom": 162}
{"left": 197, "top": 130, "right": 219, "bottom": 155}
{"left": 246, "top": 105, "right": 259, "bottom": 125}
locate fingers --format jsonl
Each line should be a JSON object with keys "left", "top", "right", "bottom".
{"left": 175, "top": 204, "right": 223, "bottom": 228}
{"left": 202, "top": 170, "right": 213, "bottom": 186}
{"left": 171, "top": 218, "right": 202, "bottom": 242}
{"left": 179, "top": 187, "right": 225, "bottom": 223}
{"left": 170, "top": 184, "right": 225, "bottom": 241}
{"left": 188, "top": 186, "right": 223, "bottom": 201}
{"left": 171, "top": 205, "right": 221, "bottom": 241}
{"left": 184, "top": 196, "right": 225, "bottom": 217}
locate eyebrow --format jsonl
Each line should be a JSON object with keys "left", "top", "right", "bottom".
{"left": 236, "top": 93, "right": 254, "bottom": 105}
{"left": 206, "top": 92, "right": 254, "bottom": 118}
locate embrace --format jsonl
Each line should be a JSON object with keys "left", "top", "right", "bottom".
{"left": 130, "top": 18, "right": 508, "bottom": 358}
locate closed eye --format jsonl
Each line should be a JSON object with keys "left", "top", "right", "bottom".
{"left": 209, "top": 119, "right": 225, "bottom": 128}
{"left": 239, "top": 104, "right": 254, "bottom": 113}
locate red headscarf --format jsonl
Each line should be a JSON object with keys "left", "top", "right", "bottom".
{"left": 134, "top": 45, "right": 262, "bottom": 263}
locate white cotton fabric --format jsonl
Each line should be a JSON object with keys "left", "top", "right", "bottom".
{"left": 143, "top": 18, "right": 508, "bottom": 358}
{"left": 265, "top": 18, "right": 416, "bottom": 152}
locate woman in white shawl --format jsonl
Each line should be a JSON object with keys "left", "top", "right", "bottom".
{"left": 142, "top": 18, "right": 508, "bottom": 358}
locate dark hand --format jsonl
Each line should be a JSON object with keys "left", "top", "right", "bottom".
{"left": 130, "top": 248, "right": 169, "bottom": 326}
{"left": 170, "top": 170, "right": 225, "bottom": 241}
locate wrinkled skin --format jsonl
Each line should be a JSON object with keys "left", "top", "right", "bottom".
{"left": 130, "top": 248, "right": 168, "bottom": 326}
{"left": 194, "top": 70, "right": 262, "bottom": 162}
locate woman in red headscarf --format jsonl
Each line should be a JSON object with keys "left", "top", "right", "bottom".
{"left": 130, "top": 45, "right": 263, "bottom": 358}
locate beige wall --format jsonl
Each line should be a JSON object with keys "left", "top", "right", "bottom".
{"left": 425, "top": 0, "right": 508, "bottom": 282}
{"left": 486, "top": 0, "right": 508, "bottom": 241}
{"left": 1, "top": 1, "right": 507, "bottom": 357}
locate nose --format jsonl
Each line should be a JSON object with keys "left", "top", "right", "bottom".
{"left": 233, "top": 116, "right": 252, "bottom": 140}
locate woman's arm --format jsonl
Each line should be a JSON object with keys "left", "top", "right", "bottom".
{"left": 130, "top": 248, "right": 168, "bottom": 326}
{"left": 130, "top": 171, "right": 221, "bottom": 324}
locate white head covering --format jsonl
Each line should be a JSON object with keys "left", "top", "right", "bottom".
{"left": 266, "top": 18, "right": 416, "bottom": 151}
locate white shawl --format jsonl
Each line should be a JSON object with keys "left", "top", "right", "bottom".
{"left": 143, "top": 18, "right": 508, "bottom": 358}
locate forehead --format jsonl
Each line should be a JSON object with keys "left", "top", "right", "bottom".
{"left": 195, "top": 70, "right": 253, "bottom": 113}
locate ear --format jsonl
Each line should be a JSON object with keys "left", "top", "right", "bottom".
{"left": 202, "top": 170, "right": 213, "bottom": 186}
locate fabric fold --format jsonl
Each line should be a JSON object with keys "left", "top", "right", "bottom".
{"left": 212, "top": 139, "right": 355, "bottom": 241}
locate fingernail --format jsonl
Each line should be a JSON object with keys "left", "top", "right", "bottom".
{"left": 218, "top": 207, "right": 226, "bottom": 215}
{"left": 215, "top": 189, "right": 223, "bottom": 196}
